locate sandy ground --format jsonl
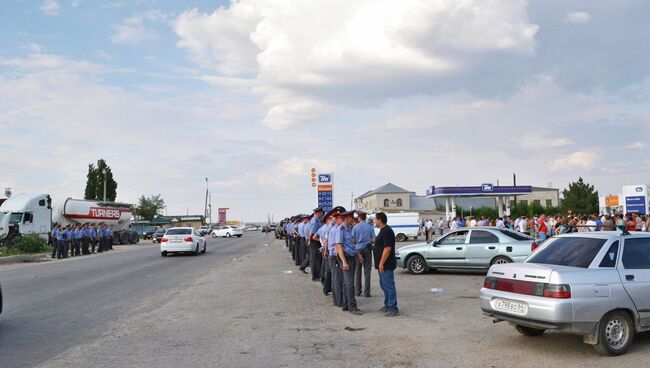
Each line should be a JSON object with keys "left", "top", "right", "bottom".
{"left": 36, "top": 238, "right": 650, "bottom": 368}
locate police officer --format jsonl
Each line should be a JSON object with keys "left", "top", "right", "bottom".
{"left": 73, "top": 224, "right": 83, "bottom": 256}
{"left": 292, "top": 216, "right": 302, "bottom": 266}
{"left": 353, "top": 211, "right": 374, "bottom": 297}
{"left": 51, "top": 223, "right": 61, "bottom": 259}
{"left": 298, "top": 215, "right": 311, "bottom": 270}
{"left": 335, "top": 210, "right": 362, "bottom": 315}
{"left": 305, "top": 207, "right": 324, "bottom": 281}
{"left": 283, "top": 218, "right": 290, "bottom": 250}
{"left": 61, "top": 225, "right": 72, "bottom": 258}
{"left": 287, "top": 217, "right": 296, "bottom": 259}
{"left": 81, "top": 223, "right": 91, "bottom": 255}
{"left": 317, "top": 210, "right": 334, "bottom": 295}
{"left": 97, "top": 224, "right": 106, "bottom": 253}
{"left": 90, "top": 223, "right": 98, "bottom": 253}
{"left": 107, "top": 227, "right": 114, "bottom": 250}
{"left": 328, "top": 206, "right": 346, "bottom": 308}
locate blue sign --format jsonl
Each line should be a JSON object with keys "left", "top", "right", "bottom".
{"left": 318, "top": 191, "right": 333, "bottom": 212}
{"left": 318, "top": 174, "right": 332, "bottom": 183}
{"left": 481, "top": 183, "right": 494, "bottom": 192}
{"left": 625, "top": 196, "right": 647, "bottom": 214}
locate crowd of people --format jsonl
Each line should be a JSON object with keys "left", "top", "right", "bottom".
{"left": 49, "top": 222, "right": 115, "bottom": 259}
{"left": 421, "top": 213, "right": 650, "bottom": 240}
{"left": 278, "top": 207, "right": 399, "bottom": 317}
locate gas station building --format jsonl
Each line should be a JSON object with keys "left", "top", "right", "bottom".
{"left": 427, "top": 184, "right": 560, "bottom": 220}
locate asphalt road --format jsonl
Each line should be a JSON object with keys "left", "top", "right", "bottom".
{"left": 0, "top": 232, "right": 270, "bottom": 368}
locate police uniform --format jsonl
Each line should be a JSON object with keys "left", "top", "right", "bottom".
{"left": 305, "top": 207, "right": 324, "bottom": 281}
{"left": 292, "top": 217, "right": 302, "bottom": 266}
{"left": 336, "top": 210, "right": 361, "bottom": 314}
{"left": 352, "top": 212, "right": 374, "bottom": 297}
{"left": 327, "top": 206, "right": 346, "bottom": 308}
{"left": 317, "top": 216, "right": 333, "bottom": 295}
{"left": 73, "top": 226, "right": 83, "bottom": 256}
{"left": 51, "top": 226, "right": 60, "bottom": 259}
{"left": 297, "top": 216, "right": 310, "bottom": 267}
{"left": 61, "top": 227, "right": 71, "bottom": 258}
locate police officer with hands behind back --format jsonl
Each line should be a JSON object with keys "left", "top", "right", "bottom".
{"left": 334, "top": 210, "right": 362, "bottom": 315}
{"left": 353, "top": 211, "right": 374, "bottom": 298}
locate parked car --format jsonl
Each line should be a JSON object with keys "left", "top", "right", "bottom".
{"left": 160, "top": 227, "right": 206, "bottom": 256}
{"left": 212, "top": 225, "right": 243, "bottom": 238}
{"left": 152, "top": 228, "right": 166, "bottom": 243}
{"left": 481, "top": 231, "right": 650, "bottom": 356}
{"left": 141, "top": 226, "right": 157, "bottom": 239}
{"left": 396, "top": 227, "right": 537, "bottom": 274}
{"left": 198, "top": 226, "right": 212, "bottom": 236}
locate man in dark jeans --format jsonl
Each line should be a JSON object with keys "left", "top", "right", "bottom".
{"left": 373, "top": 212, "right": 399, "bottom": 317}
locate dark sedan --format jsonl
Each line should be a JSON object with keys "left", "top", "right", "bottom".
{"left": 152, "top": 229, "right": 166, "bottom": 243}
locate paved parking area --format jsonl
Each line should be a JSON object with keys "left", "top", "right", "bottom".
{"left": 35, "top": 237, "right": 650, "bottom": 368}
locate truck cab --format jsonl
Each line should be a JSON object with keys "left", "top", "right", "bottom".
{"left": 0, "top": 194, "right": 52, "bottom": 244}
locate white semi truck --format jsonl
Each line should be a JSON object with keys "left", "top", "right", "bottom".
{"left": 0, "top": 193, "right": 140, "bottom": 246}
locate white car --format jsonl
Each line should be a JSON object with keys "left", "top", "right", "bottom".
{"left": 160, "top": 227, "right": 206, "bottom": 256}
{"left": 212, "top": 225, "right": 243, "bottom": 238}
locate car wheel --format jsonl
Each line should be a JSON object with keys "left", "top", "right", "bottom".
{"left": 193, "top": 244, "right": 200, "bottom": 256}
{"left": 515, "top": 325, "right": 545, "bottom": 337}
{"left": 491, "top": 256, "right": 512, "bottom": 266}
{"left": 395, "top": 233, "right": 407, "bottom": 242}
{"left": 594, "top": 311, "right": 634, "bottom": 356}
{"left": 161, "top": 251, "right": 167, "bottom": 257}
{"left": 406, "top": 255, "right": 427, "bottom": 275}
{"left": 236, "top": 234, "right": 242, "bottom": 238}
{"left": 226, "top": 233, "right": 231, "bottom": 238}
{"left": 202, "top": 243, "right": 207, "bottom": 253}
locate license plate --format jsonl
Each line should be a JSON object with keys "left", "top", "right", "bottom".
{"left": 493, "top": 298, "right": 528, "bottom": 316}
{"left": 171, "top": 239, "right": 182, "bottom": 243}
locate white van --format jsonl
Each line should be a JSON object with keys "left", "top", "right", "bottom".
{"left": 369, "top": 212, "right": 420, "bottom": 242}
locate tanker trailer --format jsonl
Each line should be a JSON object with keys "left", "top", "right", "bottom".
{"left": 52, "top": 198, "right": 140, "bottom": 245}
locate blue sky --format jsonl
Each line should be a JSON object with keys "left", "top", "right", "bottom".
{"left": 1, "top": 0, "right": 649, "bottom": 221}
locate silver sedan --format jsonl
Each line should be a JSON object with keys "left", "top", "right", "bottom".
{"left": 481, "top": 231, "right": 650, "bottom": 356}
{"left": 396, "top": 227, "right": 536, "bottom": 274}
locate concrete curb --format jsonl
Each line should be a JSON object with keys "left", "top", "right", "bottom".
{"left": 0, "top": 252, "right": 51, "bottom": 265}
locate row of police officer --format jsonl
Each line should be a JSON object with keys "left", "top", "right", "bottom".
{"left": 50, "top": 222, "right": 114, "bottom": 259}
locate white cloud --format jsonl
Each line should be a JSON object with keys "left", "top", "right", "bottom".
{"left": 565, "top": 11, "right": 591, "bottom": 24}
{"left": 626, "top": 141, "right": 646, "bottom": 149}
{"left": 111, "top": 10, "right": 172, "bottom": 45}
{"left": 549, "top": 150, "right": 599, "bottom": 172}
{"left": 174, "top": 0, "right": 539, "bottom": 129}
{"left": 41, "top": 0, "right": 60, "bottom": 15}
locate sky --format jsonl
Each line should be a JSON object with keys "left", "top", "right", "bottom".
{"left": 1, "top": 0, "right": 649, "bottom": 222}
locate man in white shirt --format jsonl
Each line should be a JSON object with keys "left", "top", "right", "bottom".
{"left": 450, "top": 218, "right": 458, "bottom": 230}
{"left": 424, "top": 219, "right": 433, "bottom": 241}
{"left": 470, "top": 217, "right": 477, "bottom": 228}
{"left": 437, "top": 217, "right": 445, "bottom": 236}
{"left": 586, "top": 216, "right": 597, "bottom": 232}
{"left": 496, "top": 218, "right": 505, "bottom": 229}
{"left": 518, "top": 216, "right": 528, "bottom": 233}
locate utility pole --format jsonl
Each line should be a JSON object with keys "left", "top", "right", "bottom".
{"left": 208, "top": 193, "right": 212, "bottom": 225}
{"left": 350, "top": 191, "right": 354, "bottom": 210}
{"left": 204, "top": 178, "right": 209, "bottom": 221}
{"left": 103, "top": 169, "right": 107, "bottom": 201}
{"left": 513, "top": 172, "right": 517, "bottom": 206}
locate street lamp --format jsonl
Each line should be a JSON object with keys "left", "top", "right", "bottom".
{"left": 103, "top": 169, "right": 108, "bottom": 201}
{"left": 204, "top": 177, "right": 209, "bottom": 222}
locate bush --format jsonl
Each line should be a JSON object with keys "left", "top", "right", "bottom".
{"left": 13, "top": 235, "right": 49, "bottom": 254}
{"left": 0, "top": 246, "right": 20, "bottom": 257}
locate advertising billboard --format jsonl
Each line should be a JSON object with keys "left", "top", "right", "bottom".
{"left": 623, "top": 185, "right": 648, "bottom": 214}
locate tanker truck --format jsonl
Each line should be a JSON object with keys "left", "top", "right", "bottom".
{"left": 0, "top": 193, "right": 140, "bottom": 246}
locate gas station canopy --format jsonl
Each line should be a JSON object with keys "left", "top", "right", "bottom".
{"left": 426, "top": 184, "right": 533, "bottom": 219}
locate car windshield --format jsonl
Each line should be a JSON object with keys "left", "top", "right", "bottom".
{"left": 498, "top": 229, "right": 533, "bottom": 241}
{"left": 527, "top": 237, "right": 607, "bottom": 268}
{"left": 8, "top": 212, "right": 23, "bottom": 225}
{"left": 166, "top": 229, "right": 192, "bottom": 235}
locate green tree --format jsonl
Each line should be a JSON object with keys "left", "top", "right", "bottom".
{"left": 83, "top": 159, "right": 118, "bottom": 201}
{"left": 561, "top": 177, "right": 599, "bottom": 215}
{"left": 135, "top": 194, "right": 166, "bottom": 220}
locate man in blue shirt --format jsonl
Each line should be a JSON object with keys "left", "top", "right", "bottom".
{"left": 327, "top": 207, "right": 346, "bottom": 308}
{"left": 287, "top": 218, "right": 296, "bottom": 262}
{"left": 335, "top": 210, "right": 362, "bottom": 315}
{"left": 292, "top": 216, "right": 302, "bottom": 266}
{"left": 353, "top": 211, "right": 375, "bottom": 298}
{"left": 297, "top": 215, "right": 310, "bottom": 270}
{"left": 51, "top": 223, "right": 60, "bottom": 259}
{"left": 72, "top": 224, "right": 83, "bottom": 256}
{"left": 316, "top": 213, "right": 333, "bottom": 295}
{"left": 61, "top": 225, "right": 72, "bottom": 258}
{"left": 300, "top": 207, "right": 324, "bottom": 280}
{"left": 107, "top": 227, "right": 114, "bottom": 250}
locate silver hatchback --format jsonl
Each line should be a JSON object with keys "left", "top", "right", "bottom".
{"left": 481, "top": 231, "right": 650, "bottom": 355}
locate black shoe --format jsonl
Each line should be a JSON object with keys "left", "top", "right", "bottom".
{"left": 364, "top": 294, "right": 371, "bottom": 298}
{"left": 342, "top": 307, "right": 349, "bottom": 312}
{"left": 384, "top": 310, "right": 400, "bottom": 317}
{"left": 350, "top": 309, "right": 363, "bottom": 316}
{"left": 356, "top": 293, "right": 361, "bottom": 297}
{"left": 378, "top": 307, "right": 388, "bottom": 313}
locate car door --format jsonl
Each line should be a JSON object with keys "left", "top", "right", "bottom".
{"left": 426, "top": 230, "right": 468, "bottom": 267}
{"left": 619, "top": 236, "right": 650, "bottom": 327}
{"left": 465, "top": 230, "right": 500, "bottom": 267}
